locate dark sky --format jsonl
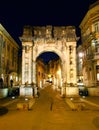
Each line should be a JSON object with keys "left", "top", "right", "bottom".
{"left": 0, "top": 0, "right": 96, "bottom": 46}
{"left": 37, "top": 52, "right": 59, "bottom": 64}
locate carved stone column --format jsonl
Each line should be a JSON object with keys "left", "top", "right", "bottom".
{"left": 32, "top": 43, "right": 37, "bottom": 85}
{"left": 72, "top": 46, "right": 77, "bottom": 84}
{"left": 32, "top": 61, "right": 37, "bottom": 96}
{"left": 66, "top": 46, "right": 70, "bottom": 84}
{"left": 22, "top": 47, "right": 25, "bottom": 84}
{"left": 28, "top": 47, "right": 32, "bottom": 84}
{"left": 32, "top": 61, "right": 37, "bottom": 85}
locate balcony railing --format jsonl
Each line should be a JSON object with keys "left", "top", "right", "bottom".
{"left": 82, "top": 31, "right": 98, "bottom": 43}
{"left": 94, "top": 52, "right": 99, "bottom": 60}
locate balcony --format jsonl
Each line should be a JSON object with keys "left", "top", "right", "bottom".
{"left": 82, "top": 31, "right": 98, "bottom": 43}
{"left": 94, "top": 52, "right": 99, "bottom": 60}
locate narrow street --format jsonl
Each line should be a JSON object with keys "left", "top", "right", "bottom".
{"left": 0, "top": 85, "right": 99, "bottom": 130}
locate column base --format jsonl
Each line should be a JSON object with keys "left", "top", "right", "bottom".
{"left": 66, "top": 86, "right": 79, "bottom": 97}
{"left": 61, "top": 86, "right": 79, "bottom": 97}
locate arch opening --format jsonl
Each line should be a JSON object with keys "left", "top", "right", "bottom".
{"left": 37, "top": 51, "right": 60, "bottom": 64}
{"left": 36, "top": 51, "right": 62, "bottom": 90}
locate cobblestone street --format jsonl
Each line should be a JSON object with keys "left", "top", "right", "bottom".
{"left": 0, "top": 86, "right": 99, "bottom": 130}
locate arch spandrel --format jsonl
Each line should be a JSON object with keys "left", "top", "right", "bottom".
{"left": 34, "top": 44, "right": 67, "bottom": 63}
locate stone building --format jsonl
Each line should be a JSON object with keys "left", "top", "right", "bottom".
{"left": 79, "top": 0, "right": 99, "bottom": 87}
{"left": 36, "top": 58, "right": 45, "bottom": 88}
{"left": 0, "top": 23, "right": 19, "bottom": 87}
{"left": 79, "top": 0, "right": 99, "bottom": 95}
{"left": 20, "top": 25, "right": 78, "bottom": 96}
{"left": 48, "top": 58, "right": 62, "bottom": 90}
{"left": 76, "top": 45, "right": 83, "bottom": 86}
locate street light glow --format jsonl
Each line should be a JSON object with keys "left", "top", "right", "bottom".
{"left": 79, "top": 52, "right": 83, "bottom": 58}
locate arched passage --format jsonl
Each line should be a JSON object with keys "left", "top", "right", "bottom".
{"left": 20, "top": 25, "right": 78, "bottom": 97}
{"left": 36, "top": 51, "right": 62, "bottom": 89}
{"left": 37, "top": 51, "right": 59, "bottom": 64}
{"left": 33, "top": 46, "right": 68, "bottom": 86}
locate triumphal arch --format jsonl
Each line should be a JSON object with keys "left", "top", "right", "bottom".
{"left": 20, "top": 25, "right": 78, "bottom": 97}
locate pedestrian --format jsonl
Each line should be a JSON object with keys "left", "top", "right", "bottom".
{"left": 31, "top": 82, "right": 34, "bottom": 96}
{"left": 10, "top": 79, "right": 13, "bottom": 87}
{"left": 0, "top": 77, "right": 3, "bottom": 88}
{"left": 37, "top": 88, "right": 40, "bottom": 98}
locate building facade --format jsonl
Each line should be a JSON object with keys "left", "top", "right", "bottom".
{"left": 20, "top": 25, "right": 78, "bottom": 96}
{"left": 48, "top": 58, "right": 62, "bottom": 90}
{"left": 0, "top": 23, "right": 19, "bottom": 88}
{"left": 76, "top": 45, "right": 83, "bottom": 86}
{"left": 36, "top": 58, "right": 45, "bottom": 88}
{"left": 79, "top": 0, "right": 99, "bottom": 95}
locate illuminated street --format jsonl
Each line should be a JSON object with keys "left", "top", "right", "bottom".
{"left": 0, "top": 85, "right": 99, "bottom": 130}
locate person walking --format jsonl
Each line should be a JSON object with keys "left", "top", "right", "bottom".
{"left": 10, "top": 79, "right": 13, "bottom": 87}
{"left": 0, "top": 77, "right": 3, "bottom": 88}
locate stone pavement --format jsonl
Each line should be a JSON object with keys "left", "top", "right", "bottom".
{"left": 0, "top": 88, "right": 99, "bottom": 130}
{"left": 66, "top": 96, "right": 99, "bottom": 111}
{"left": 80, "top": 96, "right": 99, "bottom": 109}
{"left": 0, "top": 94, "right": 99, "bottom": 111}
{"left": 0, "top": 96, "right": 36, "bottom": 114}
{"left": 82, "top": 96, "right": 99, "bottom": 105}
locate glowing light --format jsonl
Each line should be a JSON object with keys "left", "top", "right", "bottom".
{"left": 12, "top": 96, "right": 15, "bottom": 99}
{"left": 25, "top": 98, "right": 28, "bottom": 101}
{"left": 48, "top": 74, "right": 51, "bottom": 78}
{"left": 10, "top": 75, "right": 12, "bottom": 80}
{"left": 91, "top": 39, "right": 96, "bottom": 46}
{"left": 79, "top": 52, "right": 83, "bottom": 58}
{"left": 97, "top": 73, "right": 99, "bottom": 81}
{"left": 16, "top": 76, "right": 18, "bottom": 81}
{"left": 82, "top": 96, "right": 86, "bottom": 98}
{"left": 70, "top": 97, "right": 74, "bottom": 100}
{"left": 57, "top": 69, "right": 61, "bottom": 75}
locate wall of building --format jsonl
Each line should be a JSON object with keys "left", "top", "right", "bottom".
{"left": 0, "top": 24, "right": 19, "bottom": 88}
{"left": 79, "top": 1, "right": 99, "bottom": 88}
{"left": 48, "top": 58, "right": 62, "bottom": 90}
{"left": 36, "top": 59, "right": 45, "bottom": 88}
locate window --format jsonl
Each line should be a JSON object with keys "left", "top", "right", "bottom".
{"left": 94, "top": 22, "right": 99, "bottom": 32}
{"left": 97, "top": 73, "right": 99, "bottom": 81}
{"left": 96, "top": 65, "right": 99, "bottom": 81}
{"left": 96, "top": 46, "right": 99, "bottom": 53}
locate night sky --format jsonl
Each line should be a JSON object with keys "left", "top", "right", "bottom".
{"left": 0, "top": 0, "right": 96, "bottom": 63}
{"left": 37, "top": 52, "right": 59, "bottom": 64}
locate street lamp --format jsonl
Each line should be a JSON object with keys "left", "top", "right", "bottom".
{"left": 79, "top": 52, "right": 83, "bottom": 58}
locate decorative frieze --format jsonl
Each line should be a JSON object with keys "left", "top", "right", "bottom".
{"left": 20, "top": 25, "right": 76, "bottom": 41}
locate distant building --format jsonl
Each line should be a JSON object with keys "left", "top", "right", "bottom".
{"left": 0, "top": 23, "right": 20, "bottom": 87}
{"left": 79, "top": 1, "right": 99, "bottom": 88}
{"left": 36, "top": 58, "right": 45, "bottom": 88}
{"left": 48, "top": 58, "right": 62, "bottom": 90}
{"left": 76, "top": 45, "right": 83, "bottom": 86}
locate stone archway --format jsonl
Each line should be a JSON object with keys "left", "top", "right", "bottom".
{"left": 36, "top": 51, "right": 62, "bottom": 90}
{"left": 20, "top": 25, "right": 78, "bottom": 97}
